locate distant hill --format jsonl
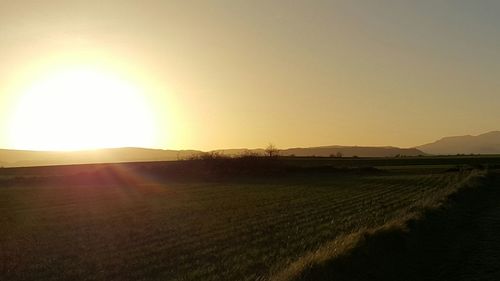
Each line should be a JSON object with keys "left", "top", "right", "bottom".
{"left": 0, "top": 148, "right": 201, "bottom": 168}
{"left": 280, "top": 146, "right": 424, "bottom": 157}
{"left": 215, "top": 146, "right": 425, "bottom": 158}
{"left": 0, "top": 145, "right": 426, "bottom": 168}
{"left": 417, "top": 131, "right": 500, "bottom": 155}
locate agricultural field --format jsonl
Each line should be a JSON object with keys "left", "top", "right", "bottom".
{"left": 0, "top": 159, "right": 481, "bottom": 281}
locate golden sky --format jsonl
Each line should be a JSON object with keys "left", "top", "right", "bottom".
{"left": 1, "top": 1, "right": 499, "bottom": 151}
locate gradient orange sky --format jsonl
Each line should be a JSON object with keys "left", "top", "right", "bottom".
{"left": 1, "top": 1, "right": 499, "bottom": 151}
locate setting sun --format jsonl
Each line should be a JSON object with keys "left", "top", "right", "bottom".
{"left": 7, "top": 67, "right": 156, "bottom": 151}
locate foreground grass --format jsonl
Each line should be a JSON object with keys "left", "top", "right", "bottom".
{"left": 0, "top": 168, "right": 477, "bottom": 281}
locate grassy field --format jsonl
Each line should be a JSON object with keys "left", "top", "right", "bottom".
{"left": 0, "top": 158, "right": 482, "bottom": 281}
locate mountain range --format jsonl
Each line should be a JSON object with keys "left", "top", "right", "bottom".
{"left": 1, "top": 131, "right": 500, "bottom": 168}
{"left": 417, "top": 131, "right": 500, "bottom": 155}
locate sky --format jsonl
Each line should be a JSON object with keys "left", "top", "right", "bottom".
{"left": 1, "top": 0, "right": 499, "bottom": 151}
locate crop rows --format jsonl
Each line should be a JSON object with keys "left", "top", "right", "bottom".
{"left": 0, "top": 171, "right": 471, "bottom": 281}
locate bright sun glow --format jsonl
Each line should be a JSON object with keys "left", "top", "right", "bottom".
{"left": 8, "top": 67, "right": 156, "bottom": 151}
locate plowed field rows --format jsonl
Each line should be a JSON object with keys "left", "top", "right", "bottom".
{"left": 0, "top": 172, "right": 472, "bottom": 281}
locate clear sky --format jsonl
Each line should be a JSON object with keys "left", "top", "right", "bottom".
{"left": 1, "top": 0, "right": 499, "bottom": 151}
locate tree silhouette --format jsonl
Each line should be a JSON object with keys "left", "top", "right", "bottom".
{"left": 265, "top": 144, "right": 279, "bottom": 157}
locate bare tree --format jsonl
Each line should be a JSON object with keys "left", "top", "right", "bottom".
{"left": 265, "top": 143, "right": 279, "bottom": 157}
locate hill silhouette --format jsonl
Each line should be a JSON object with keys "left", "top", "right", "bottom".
{"left": 0, "top": 146, "right": 425, "bottom": 168}
{"left": 8, "top": 129, "right": 500, "bottom": 168}
{"left": 214, "top": 146, "right": 424, "bottom": 158}
{"left": 0, "top": 148, "right": 200, "bottom": 168}
{"left": 281, "top": 146, "right": 424, "bottom": 157}
{"left": 417, "top": 131, "right": 500, "bottom": 155}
